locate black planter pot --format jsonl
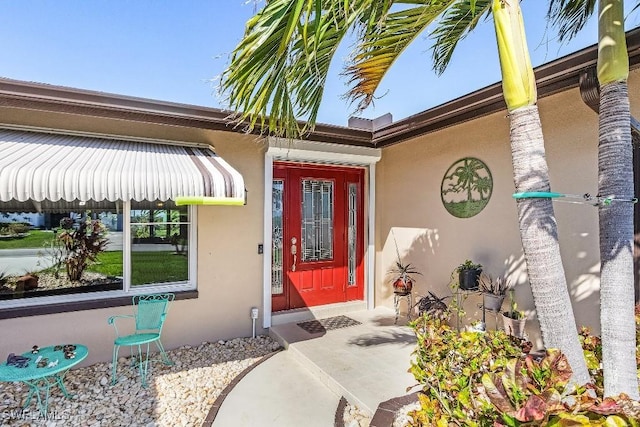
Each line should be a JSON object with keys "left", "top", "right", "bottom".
{"left": 459, "top": 268, "right": 481, "bottom": 291}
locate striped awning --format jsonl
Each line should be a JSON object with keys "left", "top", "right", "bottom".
{"left": 0, "top": 129, "right": 245, "bottom": 205}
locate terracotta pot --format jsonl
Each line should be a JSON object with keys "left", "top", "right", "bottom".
{"left": 502, "top": 313, "right": 526, "bottom": 338}
{"left": 482, "top": 294, "right": 505, "bottom": 312}
{"left": 393, "top": 278, "right": 413, "bottom": 294}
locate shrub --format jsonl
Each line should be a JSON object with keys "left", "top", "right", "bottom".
{"left": 8, "top": 222, "right": 30, "bottom": 235}
{"left": 56, "top": 218, "right": 109, "bottom": 281}
{"left": 408, "top": 315, "right": 524, "bottom": 425}
{"left": 408, "top": 314, "right": 640, "bottom": 426}
{"left": 0, "top": 222, "right": 30, "bottom": 236}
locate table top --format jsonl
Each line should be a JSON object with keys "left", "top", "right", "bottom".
{"left": 0, "top": 344, "right": 88, "bottom": 382}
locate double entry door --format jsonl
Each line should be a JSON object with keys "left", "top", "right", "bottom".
{"left": 271, "top": 162, "right": 364, "bottom": 312}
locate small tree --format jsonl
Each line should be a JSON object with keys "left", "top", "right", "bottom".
{"left": 57, "top": 217, "right": 108, "bottom": 282}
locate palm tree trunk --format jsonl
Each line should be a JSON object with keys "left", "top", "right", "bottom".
{"left": 510, "top": 105, "right": 591, "bottom": 386}
{"left": 598, "top": 81, "right": 639, "bottom": 399}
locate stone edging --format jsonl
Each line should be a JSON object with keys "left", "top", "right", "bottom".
{"left": 334, "top": 392, "right": 421, "bottom": 427}
{"left": 370, "top": 391, "right": 421, "bottom": 427}
{"left": 334, "top": 396, "right": 348, "bottom": 427}
{"left": 201, "top": 348, "right": 283, "bottom": 426}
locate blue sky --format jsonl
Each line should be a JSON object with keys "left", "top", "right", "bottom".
{"left": 0, "top": 1, "right": 638, "bottom": 127}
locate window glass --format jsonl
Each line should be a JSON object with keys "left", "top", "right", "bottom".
{"left": 130, "top": 201, "right": 189, "bottom": 286}
{"left": 0, "top": 203, "right": 123, "bottom": 300}
{"left": 0, "top": 199, "right": 193, "bottom": 303}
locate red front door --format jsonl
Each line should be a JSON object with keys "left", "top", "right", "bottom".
{"left": 271, "top": 162, "right": 364, "bottom": 312}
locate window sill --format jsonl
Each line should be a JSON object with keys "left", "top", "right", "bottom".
{"left": 0, "top": 290, "right": 198, "bottom": 320}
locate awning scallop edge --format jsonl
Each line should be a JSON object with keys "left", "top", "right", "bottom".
{"left": 0, "top": 129, "right": 245, "bottom": 205}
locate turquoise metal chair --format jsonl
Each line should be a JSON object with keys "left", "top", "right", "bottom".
{"left": 108, "top": 293, "right": 174, "bottom": 387}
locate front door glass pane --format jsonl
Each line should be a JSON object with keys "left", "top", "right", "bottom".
{"left": 272, "top": 180, "right": 284, "bottom": 295}
{"left": 301, "top": 179, "right": 333, "bottom": 262}
{"left": 348, "top": 183, "right": 357, "bottom": 286}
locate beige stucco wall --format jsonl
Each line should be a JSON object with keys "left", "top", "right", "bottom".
{"left": 376, "top": 68, "right": 640, "bottom": 348}
{"left": 0, "top": 128, "right": 268, "bottom": 366}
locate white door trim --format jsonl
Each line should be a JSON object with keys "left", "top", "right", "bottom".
{"left": 262, "top": 138, "right": 381, "bottom": 328}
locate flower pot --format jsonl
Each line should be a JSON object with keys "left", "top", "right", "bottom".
{"left": 393, "top": 278, "right": 413, "bottom": 294}
{"left": 482, "top": 294, "right": 505, "bottom": 312}
{"left": 458, "top": 268, "right": 480, "bottom": 291}
{"left": 502, "top": 313, "right": 526, "bottom": 338}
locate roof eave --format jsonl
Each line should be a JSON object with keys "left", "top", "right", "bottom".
{"left": 0, "top": 78, "right": 372, "bottom": 146}
{"left": 372, "top": 26, "right": 640, "bottom": 147}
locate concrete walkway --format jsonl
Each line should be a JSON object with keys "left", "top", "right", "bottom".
{"left": 212, "top": 351, "right": 340, "bottom": 427}
{"left": 212, "top": 306, "right": 417, "bottom": 426}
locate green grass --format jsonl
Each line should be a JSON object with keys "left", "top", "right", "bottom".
{"left": 88, "top": 251, "right": 124, "bottom": 277}
{"left": 0, "top": 230, "right": 56, "bottom": 249}
{"left": 87, "top": 250, "right": 188, "bottom": 285}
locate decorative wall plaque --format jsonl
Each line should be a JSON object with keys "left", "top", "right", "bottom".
{"left": 441, "top": 157, "right": 493, "bottom": 218}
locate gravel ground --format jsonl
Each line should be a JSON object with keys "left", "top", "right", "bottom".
{"left": 0, "top": 336, "right": 281, "bottom": 427}
{"left": 342, "top": 403, "right": 371, "bottom": 426}
{"left": 342, "top": 401, "right": 419, "bottom": 427}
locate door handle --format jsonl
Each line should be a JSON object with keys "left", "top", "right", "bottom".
{"left": 290, "top": 237, "right": 298, "bottom": 272}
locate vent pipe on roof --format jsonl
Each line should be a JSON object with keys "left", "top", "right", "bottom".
{"left": 348, "top": 113, "right": 393, "bottom": 131}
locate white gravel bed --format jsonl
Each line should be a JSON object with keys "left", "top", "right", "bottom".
{"left": 343, "top": 402, "right": 371, "bottom": 426}
{"left": 0, "top": 336, "right": 280, "bottom": 427}
{"left": 342, "top": 400, "right": 420, "bottom": 427}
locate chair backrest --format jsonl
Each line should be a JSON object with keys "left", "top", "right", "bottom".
{"left": 133, "top": 293, "right": 175, "bottom": 332}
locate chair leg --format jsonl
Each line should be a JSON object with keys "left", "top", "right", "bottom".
{"left": 138, "top": 343, "right": 151, "bottom": 388}
{"left": 155, "top": 340, "right": 173, "bottom": 366}
{"left": 111, "top": 344, "right": 120, "bottom": 385}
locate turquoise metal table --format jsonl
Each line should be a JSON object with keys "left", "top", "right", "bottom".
{"left": 0, "top": 344, "right": 88, "bottom": 417}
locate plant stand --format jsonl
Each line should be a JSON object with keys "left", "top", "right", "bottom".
{"left": 393, "top": 292, "right": 412, "bottom": 324}
{"left": 479, "top": 302, "right": 501, "bottom": 331}
{"left": 453, "top": 288, "right": 480, "bottom": 331}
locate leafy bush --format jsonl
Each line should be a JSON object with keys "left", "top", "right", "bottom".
{"left": 408, "top": 314, "right": 640, "bottom": 426}
{"left": 0, "top": 222, "right": 30, "bottom": 236}
{"left": 408, "top": 315, "right": 525, "bottom": 425}
{"left": 56, "top": 218, "right": 109, "bottom": 281}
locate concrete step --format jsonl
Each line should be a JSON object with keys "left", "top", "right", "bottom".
{"left": 269, "top": 307, "right": 417, "bottom": 416}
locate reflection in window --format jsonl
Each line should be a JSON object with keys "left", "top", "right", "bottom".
{"left": 0, "top": 199, "right": 194, "bottom": 303}
{"left": 130, "top": 201, "right": 189, "bottom": 286}
{"left": 348, "top": 183, "right": 357, "bottom": 286}
{"left": 0, "top": 203, "right": 123, "bottom": 300}
{"left": 271, "top": 180, "right": 284, "bottom": 295}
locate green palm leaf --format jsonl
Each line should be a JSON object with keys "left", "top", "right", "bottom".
{"left": 546, "top": 0, "right": 596, "bottom": 43}
{"left": 345, "top": 1, "right": 459, "bottom": 111}
{"left": 430, "top": 0, "right": 492, "bottom": 75}
{"left": 221, "top": 0, "right": 373, "bottom": 138}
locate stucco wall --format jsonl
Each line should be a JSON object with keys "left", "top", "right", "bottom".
{"left": 0, "top": 131, "right": 268, "bottom": 365}
{"left": 376, "top": 68, "right": 640, "bottom": 348}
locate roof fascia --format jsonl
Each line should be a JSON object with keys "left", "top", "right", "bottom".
{"left": 372, "top": 26, "right": 640, "bottom": 147}
{"left": 0, "top": 78, "right": 372, "bottom": 146}
{"left": 1, "top": 26, "right": 639, "bottom": 149}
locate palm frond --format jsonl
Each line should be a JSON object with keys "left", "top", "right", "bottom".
{"left": 546, "top": 0, "right": 596, "bottom": 43}
{"left": 430, "top": 0, "right": 492, "bottom": 75}
{"left": 221, "top": 0, "right": 372, "bottom": 138}
{"left": 345, "top": 1, "right": 458, "bottom": 111}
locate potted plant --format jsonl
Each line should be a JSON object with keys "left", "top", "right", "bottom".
{"left": 479, "top": 274, "right": 510, "bottom": 312}
{"left": 413, "top": 291, "right": 450, "bottom": 321}
{"left": 456, "top": 259, "right": 482, "bottom": 291}
{"left": 389, "top": 260, "right": 421, "bottom": 295}
{"left": 502, "top": 289, "right": 526, "bottom": 338}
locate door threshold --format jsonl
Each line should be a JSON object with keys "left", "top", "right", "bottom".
{"left": 271, "top": 301, "right": 367, "bottom": 326}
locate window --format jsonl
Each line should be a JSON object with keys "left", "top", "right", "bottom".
{"left": 0, "top": 200, "right": 195, "bottom": 306}
{"left": 130, "top": 201, "right": 190, "bottom": 286}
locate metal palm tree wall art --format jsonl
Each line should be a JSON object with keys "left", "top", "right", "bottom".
{"left": 441, "top": 157, "right": 493, "bottom": 218}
